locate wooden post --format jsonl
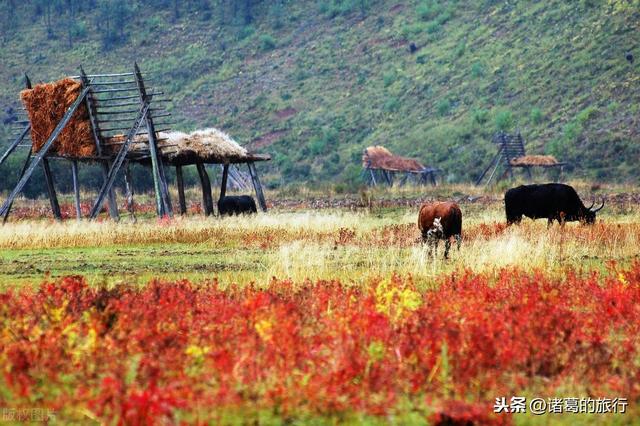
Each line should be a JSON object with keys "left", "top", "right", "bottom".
{"left": 124, "top": 163, "right": 136, "bottom": 222}
{"left": 176, "top": 165, "right": 187, "bottom": 215}
{"left": 0, "top": 125, "right": 30, "bottom": 168}
{"left": 71, "top": 160, "right": 82, "bottom": 220}
{"left": 220, "top": 163, "right": 229, "bottom": 199}
{"left": 383, "top": 170, "right": 392, "bottom": 186}
{"left": 134, "top": 62, "right": 172, "bottom": 218}
{"left": 2, "top": 148, "right": 31, "bottom": 224}
{"left": 79, "top": 68, "right": 119, "bottom": 220}
{"left": 89, "top": 102, "right": 151, "bottom": 219}
{"left": 196, "top": 162, "right": 213, "bottom": 216}
{"left": 247, "top": 162, "right": 267, "bottom": 212}
{"left": 25, "top": 74, "right": 61, "bottom": 221}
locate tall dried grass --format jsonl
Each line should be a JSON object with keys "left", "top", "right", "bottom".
{"left": 2, "top": 210, "right": 639, "bottom": 285}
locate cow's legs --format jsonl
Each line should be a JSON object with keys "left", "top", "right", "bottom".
{"left": 547, "top": 218, "right": 554, "bottom": 228}
{"left": 506, "top": 214, "right": 522, "bottom": 225}
{"left": 444, "top": 239, "right": 451, "bottom": 259}
{"left": 455, "top": 234, "right": 462, "bottom": 251}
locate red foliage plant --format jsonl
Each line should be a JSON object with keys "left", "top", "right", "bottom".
{"left": 1, "top": 263, "right": 640, "bottom": 423}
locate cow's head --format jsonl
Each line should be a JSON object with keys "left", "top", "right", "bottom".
{"left": 583, "top": 199, "right": 605, "bottom": 224}
{"left": 427, "top": 217, "right": 444, "bottom": 239}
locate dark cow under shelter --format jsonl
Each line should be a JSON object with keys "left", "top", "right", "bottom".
{"left": 505, "top": 183, "right": 604, "bottom": 225}
{"left": 218, "top": 195, "right": 257, "bottom": 216}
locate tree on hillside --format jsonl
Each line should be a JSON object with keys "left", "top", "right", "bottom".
{"left": 0, "top": 0, "right": 17, "bottom": 44}
{"left": 34, "top": 0, "right": 56, "bottom": 39}
{"left": 96, "top": 0, "right": 132, "bottom": 50}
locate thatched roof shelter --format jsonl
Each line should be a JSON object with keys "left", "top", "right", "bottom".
{"left": 105, "top": 128, "right": 269, "bottom": 165}
{"left": 362, "top": 146, "right": 426, "bottom": 173}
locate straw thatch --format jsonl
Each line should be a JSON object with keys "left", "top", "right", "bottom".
{"left": 106, "top": 127, "right": 251, "bottom": 163}
{"left": 362, "top": 146, "right": 425, "bottom": 172}
{"left": 20, "top": 78, "right": 95, "bottom": 157}
{"left": 510, "top": 155, "right": 558, "bottom": 166}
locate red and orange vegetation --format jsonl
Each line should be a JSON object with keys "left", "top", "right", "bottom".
{"left": 1, "top": 263, "right": 639, "bottom": 423}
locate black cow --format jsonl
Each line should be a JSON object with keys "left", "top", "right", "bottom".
{"left": 218, "top": 195, "right": 257, "bottom": 216}
{"left": 505, "top": 183, "right": 604, "bottom": 225}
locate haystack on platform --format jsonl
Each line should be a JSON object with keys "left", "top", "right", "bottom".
{"left": 362, "top": 146, "right": 440, "bottom": 186}
{"left": 0, "top": 64, "right": 270, "bottom": 222}
{"left": 475, "top": 131, "right": 566, "bottom": 186}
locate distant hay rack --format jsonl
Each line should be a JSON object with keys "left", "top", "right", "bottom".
{"left": 362, "top": 145, "right": 440, "bottom": 186}
{"left": 510, "top": 155, "right": 558, "bottom": 167}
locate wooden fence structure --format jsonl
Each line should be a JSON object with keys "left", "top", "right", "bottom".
{"left": 0, "top": 64, "right": 270, "bottom": 222}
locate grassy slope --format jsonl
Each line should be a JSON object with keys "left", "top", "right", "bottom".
{"left": 0, "top": 0, "right": 638, "bottom": 189}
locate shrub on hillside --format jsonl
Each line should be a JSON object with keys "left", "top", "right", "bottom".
{"left": 495, "top": 110, "right": 514, "bottom": 131}
{"left": 530, "top": 107, "right": 543, "bottom": 124}
{"left": 259, "top": 34, "right": 277, "bottom": 51}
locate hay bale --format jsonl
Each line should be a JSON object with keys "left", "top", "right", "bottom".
{"left": 510, "top": 155, "right": 558, "bottom": 166}
{"left": 20, "top": 78, "right": 95, "bottom": 157}
{"left": 105, "top": 127, "right": 250, "bottom": 162}
{"left": 162, "top": 128, "right": 249, "bottom": 160}
{"left": 363, "top": 145, "right": 425, "bottom": 172}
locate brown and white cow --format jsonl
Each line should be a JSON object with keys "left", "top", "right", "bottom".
{"left": 418, "top": 201, "right": 462, "bottom": 259}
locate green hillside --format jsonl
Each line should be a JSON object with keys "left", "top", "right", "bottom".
{"left": 1, "top": 0, "right": 639, "bottom": 194}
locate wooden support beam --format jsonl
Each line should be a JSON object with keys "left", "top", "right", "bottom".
{"left": 134, "top": 62, "right": 172, "bottom": 218}
{"left": 80, "top": 68, "right": 119, "bottom": 220}
{"left": 0, "top": 125, "right": 30, "bottom": 168}
{"left": 220, "top": 163, "right": 229, "bottom": 199}
{"left": 0, "top": 87, "right": 90, "bottom": 222}
{"left": 475, "top": 148, "right": 502, "bottom": 186}
{"left": 2, "top": 148, "right": 32, "bottom": 224}
{"left": 71, "top": 160, "right": 82, "bottom": 220}
{"left": 383, "top": 170, "right": 392, "bottom": 186}
{"left": 176, "top": 165, "right": 187, "bottom": 215}
{"left": 196, "top": 162, "right": 214, "bottom": 216}
{"left": 89, "top": 102, "right": 150, "bottom": 219}
{"left": 247, "top": 162, "right": 267, "bottom": 212}
{"left": 123, "top": 163, "right": 137, "bottom": 223}
{"left": 42, "top": 159, "right": 62, "bottom": 221}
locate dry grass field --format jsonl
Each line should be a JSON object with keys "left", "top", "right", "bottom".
{"left": 1, "top": 185, "right": 639, "bottom": 424}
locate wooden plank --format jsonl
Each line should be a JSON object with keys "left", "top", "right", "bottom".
{"left": 176, "top": 165, "right": 187, "bottom": 215}
{"left": 2, "top": 147, "right": 32, "bottom": 224}
{"left": 134, "top": 62, "right": 172, "bottom": 218}
{"left": 0, "top": 125, "right": 30, "bottom": 167}
{"left": 89, "top": 102, "right": 150, "bottom": 219}
{"left": 0, "top": 87, "right": 90, "bottom": 222}
{"left": 220, "top": 163, "right": 229, "bottom": 199}
{"left": 123, "top": 162, "right": 137, "bottom": 222}
{"left": 42, "top": 159, "right": 62, "bottom": 221}
{"left": 247, "top": 162, "right": 267, "bottom": 212}
{"left": 71, "top": 160, "right": 82, "bottom": 220}
{"left": 196, "top": 162, "right": 213, "bottom": 216}
{"left": 80, "top": 68, "right": 119, "bottom": 220}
